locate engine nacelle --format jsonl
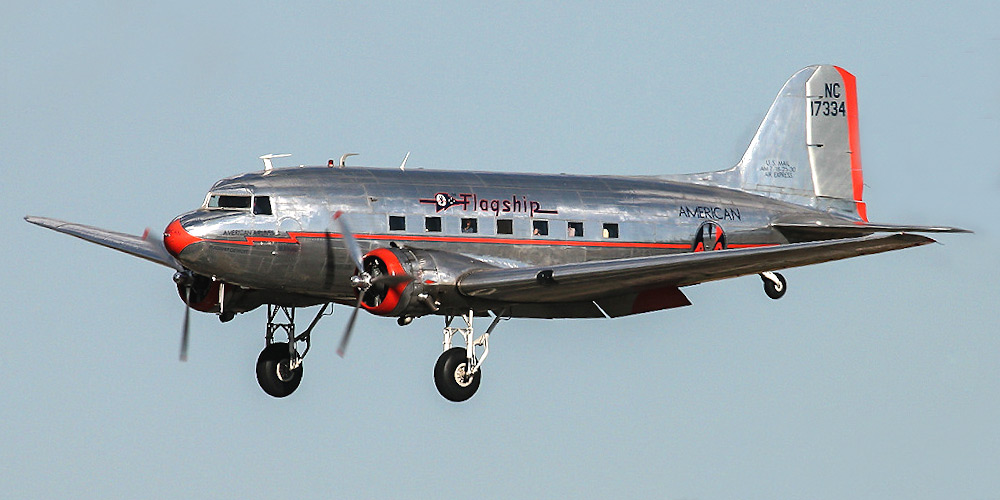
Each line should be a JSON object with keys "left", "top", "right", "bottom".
{"left": 358, "top": 248, "right": 421, "bottom": 316}
{"left": 176, "top": 273, "right": 265, "bottom": 314}
{"left": 358, "top": 247, "right": 489, "bottom": 317}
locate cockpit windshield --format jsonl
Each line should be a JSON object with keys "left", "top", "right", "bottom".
{"left": 207, "top": 194, "right": 251, "bottom": 209}
{"left": 204, "top": 185, "right": 274, "bottom": 215}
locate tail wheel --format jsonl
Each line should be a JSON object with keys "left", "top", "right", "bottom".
{"left": 256, "top": 342, "right": 302, "bottom": 398}
{"left": 762, "top": 272, "right": 787, "bottom": 300}
{"left": 434, "top": 347, "right": 481, "bottom": 402}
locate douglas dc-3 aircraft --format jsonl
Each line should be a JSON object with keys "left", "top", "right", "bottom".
{"left": 27, "top": 65, "right": 967, "bottom": 401}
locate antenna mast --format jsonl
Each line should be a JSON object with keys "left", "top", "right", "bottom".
{"left": 259, "top": 153, "right": 292, "bottom": 173}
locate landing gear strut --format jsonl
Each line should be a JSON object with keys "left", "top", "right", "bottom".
{"left": 255, "top": 303, "right": 330, "bottom": 398}
{"left": 433, "top": 310, "right": 505, "bottom": 402}
{"left": 760, "top": 271, "right": 787, "bottom": 300}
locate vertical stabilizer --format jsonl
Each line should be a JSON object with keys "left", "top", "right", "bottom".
{"left": 683, "top": 65, "right": 868, "bottom": 221}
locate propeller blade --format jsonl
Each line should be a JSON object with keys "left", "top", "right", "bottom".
{"left": 336, "top": 294, "right": 365, "bottom": 357}
{"left": 333, "top": 211, "right": 365, "bottom": 273}
{"left": 180, "top": 286, "right": 191, "bottom": 362}
{"left": 322, "top": 230, "right": 336, "bottom": 290}
{"left": 371, "top": 273, "right": 415, "bottom": 287}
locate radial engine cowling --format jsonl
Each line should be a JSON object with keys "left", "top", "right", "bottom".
{"left": 358, "top": 248, "right": 422, "bottom": 317}
{"left": 357, "top": 247, "right": 486, "bottom": 317}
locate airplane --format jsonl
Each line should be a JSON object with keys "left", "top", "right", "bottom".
{"left": 26, "top": 65, "right": 968, "bottom": 402}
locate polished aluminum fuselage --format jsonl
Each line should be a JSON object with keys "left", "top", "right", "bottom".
{"left": 173, "top": 166, "right": 815, "bottom": 309}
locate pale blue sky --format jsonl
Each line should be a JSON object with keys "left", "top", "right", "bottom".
{"left": 2, "top": 2, "right": 997, "bottom": 499}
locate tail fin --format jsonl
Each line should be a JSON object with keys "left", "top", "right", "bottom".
{"left": 687, "top": 65, "right": 868, "bottom": 221}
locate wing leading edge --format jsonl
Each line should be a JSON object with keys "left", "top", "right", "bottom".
{"left": 25, "top": 216, "right": 181, "bottom": 270}
{"left": 457, "top": 233, "right": 935, "bottom": 303}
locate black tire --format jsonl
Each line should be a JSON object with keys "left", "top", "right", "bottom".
{"left": 763, "top": 272, "right": 787, "bottom": 300}
{"left": 433, "top": 347, "right": 481, "bottom": 402}
{"left": 256, "top": 342, "right": 302, "bottom": 398}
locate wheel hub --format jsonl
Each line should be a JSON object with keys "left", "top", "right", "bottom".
{"left": 454, "top": 362, "right": 473, "bottom": 387}
{"left": 276, "top": 359, "right": 295, "bottom": 382}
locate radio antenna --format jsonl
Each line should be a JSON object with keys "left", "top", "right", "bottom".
{"left": 259, "top": 153, "right": 291, "bottom": 173}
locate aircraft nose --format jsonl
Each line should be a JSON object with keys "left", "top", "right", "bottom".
{"left": 163, "top": 218, "right": 200, "bottom": 258}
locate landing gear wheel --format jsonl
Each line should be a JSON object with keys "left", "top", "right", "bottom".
{"left": 434, "top": 347, "right": 481, "bottom": 402}
{"left": 763, "top": 272, "right": 787, "bottom": 300}
{"left": 256, "top": 342, "right": 302, "bottom": 398}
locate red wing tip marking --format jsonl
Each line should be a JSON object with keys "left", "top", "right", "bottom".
{"left": 333, "top": 210, "right": 344, "bottom": 219}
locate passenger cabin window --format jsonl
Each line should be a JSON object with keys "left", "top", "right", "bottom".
{"left": 253, "top": 196, "right": 272, "bottom": 215}
{"left": 497, "top": 219, "right": 513, "bottom": 235}
{"left": 568, "top": 222, "right": 584, "bottom": 237}
{"left": 603, "top": 223, "right": 619, "bottom": 238}
{"left": 461, "top": 218, "right": 478, "bottom": 233}
{"left": 425, "top": 216, "right": 442, "bottom": 232}
{"left": 207, "top": 194, "right": 251, "bottom": 210}
{"left": 389, "top": 215, "right": 406, "bottom": 231}
{"left": 532, "top": 220, "right": 548, "bottom": 236}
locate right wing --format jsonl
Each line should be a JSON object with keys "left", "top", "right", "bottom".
{"left": 25, "top": 216, "right": 182, "bottom": 270}
{"left": 457, "top": 233, "right": 935, "bottom": 303}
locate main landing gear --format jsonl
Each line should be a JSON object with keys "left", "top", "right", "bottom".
{"left": 255, "top": 303, "right": 330, "bottom": 398}
{"left": 433, "top": 310, "right": 505, "bottom": 402}
{"left": 251, "top": 303, "right": 505, "bottom": 402}
{"left": 760, "top": 271, "right": 787, "bottom": 300}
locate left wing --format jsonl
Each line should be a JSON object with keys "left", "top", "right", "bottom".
{"left": 25, "top": 216, "right": 182, "bottom": 270}
{"left": 457, "top": 233, "right": 934, "bottom": 303}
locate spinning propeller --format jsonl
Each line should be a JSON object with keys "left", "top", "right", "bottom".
{"left": 333, "top": 211, "right": 413, "bottom": 357}
{"left": 160, "top": 213, "right": 414, "bottom": 362}
{"left": 140, "top": 227, "right": 195, "bottom": 362}
{"left": 173, "top": 270, "right": 196, "bottom": 362}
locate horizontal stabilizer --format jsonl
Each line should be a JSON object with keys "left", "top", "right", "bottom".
{"left": 774, "top": 217, "right": 970, "bottom": 241}
{"left": 25, "top": 216, "right": 181, "bottom": 270}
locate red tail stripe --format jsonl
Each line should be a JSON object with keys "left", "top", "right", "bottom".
{"left": 834, "top": 66, "right": 867, "bottom": 222}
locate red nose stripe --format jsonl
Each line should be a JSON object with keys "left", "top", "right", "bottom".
{"left": 163, "top": 219, "right": 202, "bottom": 257}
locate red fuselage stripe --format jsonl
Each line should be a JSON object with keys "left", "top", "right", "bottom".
{"left": 196, "top": 231, "right": 777, "bottom": 250}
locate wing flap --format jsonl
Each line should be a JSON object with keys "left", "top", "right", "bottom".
{"left": 25, "top": 216, "right": 181, "bottom": 270}
{"left": 458, "top": 233, "right": 935, "bottom": 303}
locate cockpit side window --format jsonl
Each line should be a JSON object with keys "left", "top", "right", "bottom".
{"left": 207, "top": 194, "right": 251, "bottom": 210}
{"left": 253, "top": 196, "right": 272, "bottom": 215}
